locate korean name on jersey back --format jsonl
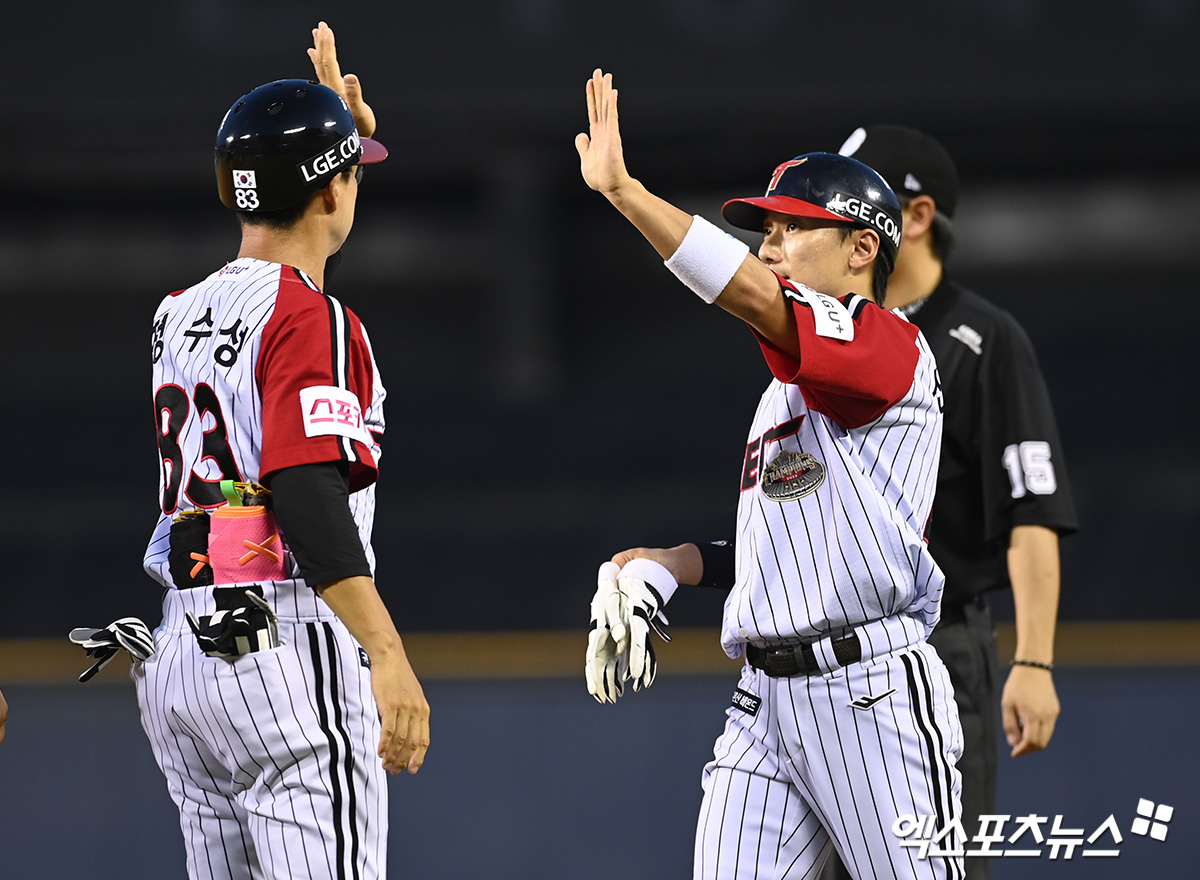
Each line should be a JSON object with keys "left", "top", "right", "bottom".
{"left": 143, "top": 259, "right": 386, "bottom": 590}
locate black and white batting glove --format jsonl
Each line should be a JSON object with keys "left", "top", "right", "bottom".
{"left": 616, "top": 558, "right": 677, "bottom": 692}
{"left": 68, "top": 617, "right": 155, "bottom": 683}
{"left": 586, "top": 561, "right": 629, "bottom": 703}
{"left": 186, "top": 590, "right": 280, "bottom": 658}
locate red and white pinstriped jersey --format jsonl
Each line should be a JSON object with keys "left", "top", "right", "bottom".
{"left": 143, "top": 257, "right": 385, "bottom": 589}
{"left": 722, "top": 281, "right": 945, "bottom": 658}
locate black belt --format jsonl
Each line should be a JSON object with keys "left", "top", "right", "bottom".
{"left": 746, "top": 632, "right": 862, "bottom": 677}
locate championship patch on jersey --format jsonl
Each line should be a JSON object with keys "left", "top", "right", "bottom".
{"left": 793, "top": 286, "right": 855, "bottom": 341}
{"left": 299, "top": 385, "right": 372, "bottom": 446}
{"left": 731, "top": 688, "right": 761, "bottom": 716}
{"left": 761, "top": 449, "right": 825, "bottom": 501}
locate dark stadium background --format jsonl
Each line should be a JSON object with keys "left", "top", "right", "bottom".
{"left": 1, "top": 3, "right": 1196, "bottom": 878}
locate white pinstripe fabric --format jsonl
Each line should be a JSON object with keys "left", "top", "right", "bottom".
{"left": 699, "top": 317, "right": 960, "bottom": 878}
{"left": 143, "top": 258, "right": 384, "bottom": 589}
{"left": 138, "top": 259, "right": 389, "bottom": 879}
{"left": 722, "top": 330, "right": 944, "bottom": 657}
{"left": 352, "top": 324, "right": 386, "bottom": 574}
{"left": 695, "top": 641, "right": 964, "bottom": 880}
{"left": 134, "top": 583, "right": 387, "bottom": 880}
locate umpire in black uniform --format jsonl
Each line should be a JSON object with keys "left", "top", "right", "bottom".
{"left": 823, "top": 126, "right": 1079, "bottom": 879}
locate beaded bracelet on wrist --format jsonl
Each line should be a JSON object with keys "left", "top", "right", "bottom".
{"left": 1010, "top": 658, "right": 1055, "bottom": 671}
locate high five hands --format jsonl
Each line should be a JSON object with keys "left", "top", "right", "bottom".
{"left": 575, "top": 69, "right": 633, "bottom": 199}
{"left": 308, "top": 20, "right": 376, "bottom": 138}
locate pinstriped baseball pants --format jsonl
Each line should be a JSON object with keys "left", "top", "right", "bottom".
{"left": 695, "top": 635, "right": 964, "bottom": 880}
{"left": 134, "top": 584, "right": 387, "bottom": 880}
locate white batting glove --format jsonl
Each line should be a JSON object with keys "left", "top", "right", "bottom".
{"left": 586, "top": 562, "right": 628, "bottom": 703}
{"left": 68, "top": 617, "right": 155, "bottom": 683}
{"left": 617, "top": 558, "right": 677, "bottom": 691}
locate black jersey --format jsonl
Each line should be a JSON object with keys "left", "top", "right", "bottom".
{"left": 905, "top": 276, "right": 1078, "bottom": 608}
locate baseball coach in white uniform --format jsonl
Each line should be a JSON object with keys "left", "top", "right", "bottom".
{"left": 134, "top": 24, "right": 429, "bottom": 880}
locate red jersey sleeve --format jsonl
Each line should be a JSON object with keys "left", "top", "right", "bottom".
{"left": 754, "top": 281, "right": 921, "bottom": 428}
{"left": 256, "top": 272, "right": 379, "bottom": 491}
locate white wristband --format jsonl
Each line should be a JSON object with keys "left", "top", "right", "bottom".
{"left": 664, "top": 215, "right": 750, "bottom": 304}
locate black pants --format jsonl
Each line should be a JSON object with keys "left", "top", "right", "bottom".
{"left": 822, "top": 602, "right": 1000, "bottom": 880}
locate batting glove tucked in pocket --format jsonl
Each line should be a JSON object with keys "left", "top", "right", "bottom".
{"left": 68, "top": 617, "right": 155, "bottom": 682}
{"left": 186, "top": 590, "right": 280, "bottom": 658}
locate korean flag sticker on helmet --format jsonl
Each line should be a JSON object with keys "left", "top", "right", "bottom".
{"left": 232, "top": 170, "right": 257, "bottom": 189}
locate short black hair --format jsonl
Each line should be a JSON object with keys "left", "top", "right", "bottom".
{"left": 837, "top": 224, "right": 891, "bottom": 306}
{"left": 928, "top": 210, "right": 956, "bottom": 263}
{"left": 872, "top": 258, "right": 890, "bottom": 307}
{"left": 237, "top": 168, "right": 354, "bottom": 230}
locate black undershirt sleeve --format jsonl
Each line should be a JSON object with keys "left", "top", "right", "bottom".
{"left": 269, "top": 461, "right": 372, "bottom": 588}
{"left": 696, "top": 540, "right": 736, "bottom": 591}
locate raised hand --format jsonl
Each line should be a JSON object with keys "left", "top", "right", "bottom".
{"left": 308, "top": 20, "right": 376, "bottom": 137}
{"left": 575, "top": 69, "right": 632, "bottom": 198}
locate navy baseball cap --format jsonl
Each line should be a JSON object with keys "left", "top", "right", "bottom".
{"left": 838, "top": 125, "right": 959, "bottom": 219}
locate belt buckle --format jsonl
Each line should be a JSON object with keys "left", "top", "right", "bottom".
{"left": 754, "top": 642, "right": 811, "bottom": 677}
{"left": 765, "top": 646, "right": 798, "bottom": 677}
{"left": 761, "top": 633, "right": 859, "bottom": 676}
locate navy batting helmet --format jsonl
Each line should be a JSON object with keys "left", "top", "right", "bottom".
{"left": 215, "top": 79, "right": 388, "bottom": 213}
{"left": 722, "top": 153, "right": 902, "bottom": 274}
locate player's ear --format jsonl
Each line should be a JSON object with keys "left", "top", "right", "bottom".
{"left": 848, "top": 227, "right": 880, "bottom": 271}
{"left": 901, "top": 195, "right": 937, "bottom": 240}
{"left": 316, "top": 173, "right": 347, "bottom": 214}
{"left": 318, "top": 180, "right": 339, "bottom": 214}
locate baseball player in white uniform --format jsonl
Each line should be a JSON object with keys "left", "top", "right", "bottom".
{"left": 133, "top": 24, "right": 429, "bottom": 880}
{"left": 578, "top": 70, "right": 963, "bottom": 879}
